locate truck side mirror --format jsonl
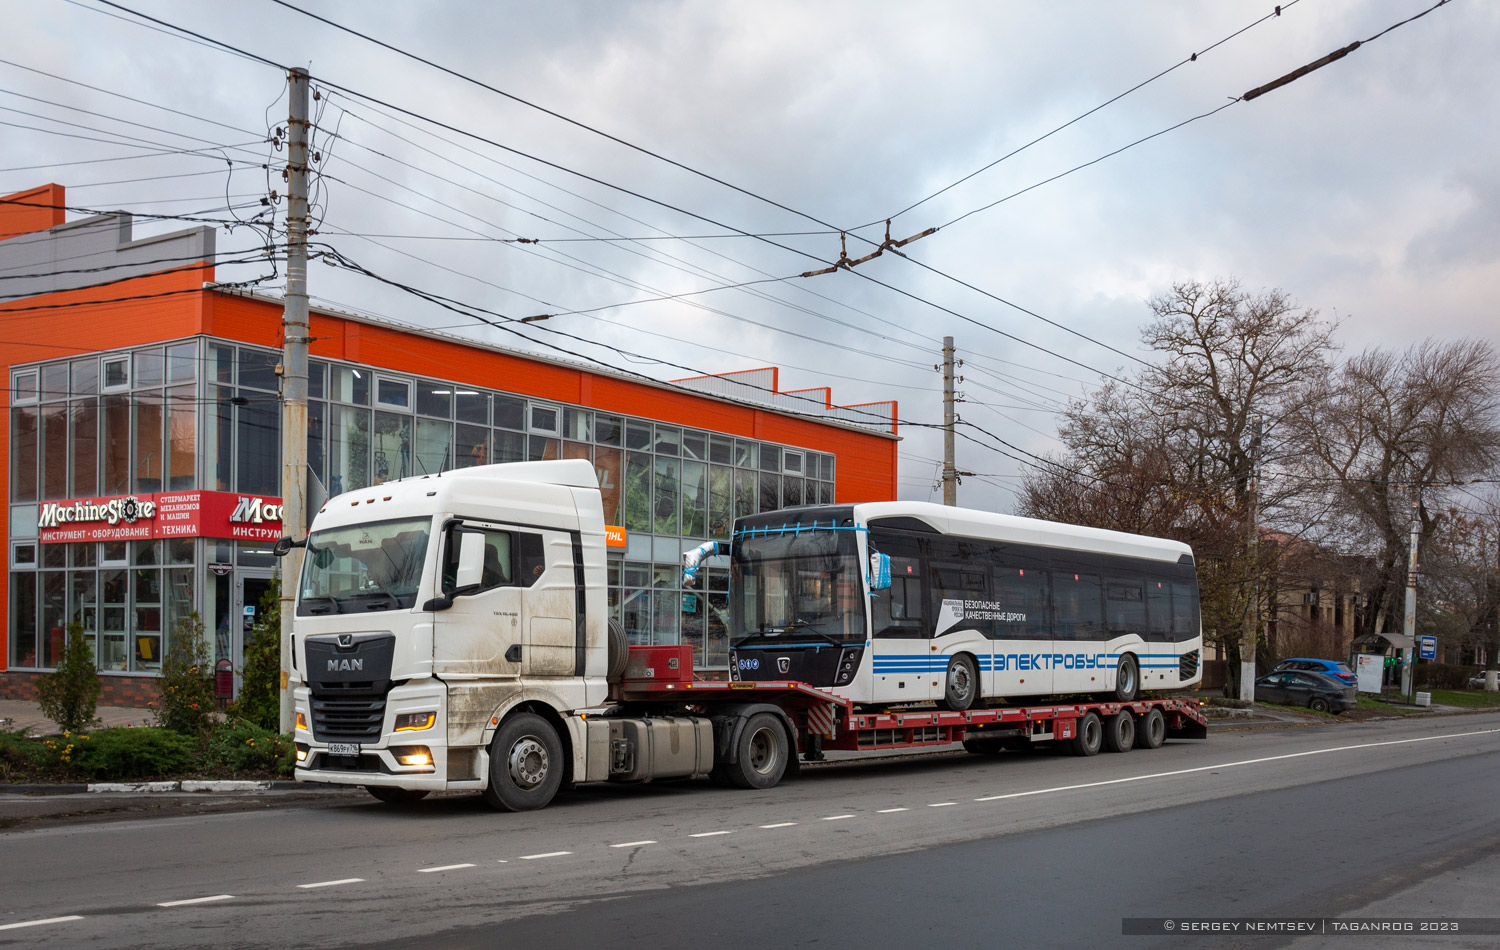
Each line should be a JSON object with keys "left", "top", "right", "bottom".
{"left": 869, "top": 552, "right": 891, "bottom": 591}
{"left": 455, "top": 530, "right": 486, "bottom": 591}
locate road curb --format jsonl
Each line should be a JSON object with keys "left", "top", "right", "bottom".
{"left": 1, "top": 780, "right": 343, "bottom": 796}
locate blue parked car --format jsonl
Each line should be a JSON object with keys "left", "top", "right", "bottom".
{"left": 1274, "top": 658, "right": 1356, "bottom": 687}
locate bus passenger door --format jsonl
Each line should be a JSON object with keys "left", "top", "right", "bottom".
{"left": 869, "top": 555, "right": 928, "bottom": 705}
{"left": 990, "top": 564, "right": 1051, "bottom": 699}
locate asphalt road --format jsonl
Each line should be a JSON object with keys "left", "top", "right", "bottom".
{"left": 1, "top": 713, "right": 1496, "bottom": 950}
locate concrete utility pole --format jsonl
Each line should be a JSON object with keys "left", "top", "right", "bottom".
{"left": 278, "top": 68, "right": 311, "bottom": 734}
{"left": 1400, "top": 486, "right": 1420, "bottom": 701}
{"left": 1239, "top": 417, "right": 1263, "bottom": 703}
{"left": 941, "top": 336, "right": 958, "bottom": 506}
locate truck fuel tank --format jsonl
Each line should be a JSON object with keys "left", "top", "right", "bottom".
{"left": 593, "top": 717, "right": 713, "bottom": 783}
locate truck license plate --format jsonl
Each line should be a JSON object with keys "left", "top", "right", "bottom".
{"left": 328, "top": 743, "right": 360, "bottom": 756}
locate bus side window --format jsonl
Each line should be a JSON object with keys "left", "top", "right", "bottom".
{"left": 1104, "top": 578, "right": 1147, "bottom": 635}
{"left": 1170, "top": 582, "right": 1199, "bottom": 641}
{"left": 992, "top": 567, "right": 1049, "bottom": 640}
{"left": 1145, "top": 579, "right": 1172, "bottom": 641}
{"left": 873, "top": 555, "right": 924, "bottom": 638}
{"left": 930, "top": 564, "right": 989, "bottom": 638}
{"left": 1052, "top": 571, "right": 1103, "bottom": 640}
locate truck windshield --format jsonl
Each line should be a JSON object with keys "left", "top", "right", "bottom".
{"left": 731, "top": 528, "right": 866, "bottom": 645}
{"left": 298, "top": 517, "right": 431, "bottom": 615}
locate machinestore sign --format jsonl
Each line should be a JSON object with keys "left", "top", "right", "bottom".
{"left": 38, "top": 491, "right": 284, "bottom": 543}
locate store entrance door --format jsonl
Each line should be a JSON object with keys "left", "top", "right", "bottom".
{"left": 234, "top": 571, "right": 276, "bottom": 697}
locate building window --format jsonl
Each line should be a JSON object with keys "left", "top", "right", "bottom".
{"left": 10, "top": 406, "right": 38, "bottom": 502}
{"left": 102, "top": 356, "right": 129, "bottom": 391}
{"left": 376, "top": 376, "right": 411, "bottom": 409}
{"left": 12, "top": 370, "right": 38, "bottom": 404}
{"left": 236, "top": 391, "right": 279, "bottom": 495}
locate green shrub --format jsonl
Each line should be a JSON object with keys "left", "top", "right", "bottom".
{"left": 208, "top": 719, "right": 294, "bottom": 775}
{"left": 0, "top": 727, "right": 52, "bottom": 781}
{"left": 154, "top": 611, "right": 217, "bottom": 738}
{"left": 1416, "top": 663, "right": 1472, "bottom": 691}
{"left": 64, "top": 727, "right": 197, "bottom": 780}
{"left": 34, "top": 622, "right": 100, "bottom": 733}
{"left": 229, "top": 576, "right": 282, "bottom": 731}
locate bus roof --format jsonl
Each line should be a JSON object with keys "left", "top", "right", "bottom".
{"left": 852, "top": 501, "right": 1192, "bottom": 563}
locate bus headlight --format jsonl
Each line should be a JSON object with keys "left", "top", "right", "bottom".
{"left": 834, "top": 648, "right": 863, "bottom": 686}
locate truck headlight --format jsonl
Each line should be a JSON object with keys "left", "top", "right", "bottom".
{"left": 394, "top": 712, "right": 436, "bottom": 732}
{"left": 393, "top": 746, "right": 433, "bottom": 767}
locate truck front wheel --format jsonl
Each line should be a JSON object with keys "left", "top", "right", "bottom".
{"left": 725, "top": 713, "right": 789, "bottom": 790}
{"left": 483, "top": 712, "right": 564, "bottom": 812}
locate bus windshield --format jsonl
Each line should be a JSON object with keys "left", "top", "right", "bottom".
{"left": 298, "top": 517, "right": 431, "bottom": 615}
{"left": 731, "top": 528, "right": 866, "bottom": 646}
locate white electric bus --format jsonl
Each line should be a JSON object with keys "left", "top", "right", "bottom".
{"left": 719, "top": 501, "right": 1203, "bottom": 709}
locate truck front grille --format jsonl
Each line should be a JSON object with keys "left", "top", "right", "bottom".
{"left": 311, "top": 695, "right": 386, "bottom": 742}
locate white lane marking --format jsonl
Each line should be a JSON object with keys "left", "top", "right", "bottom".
{"left": 416, "top": 864, "right": 476, "bottom": 873}
{"left": 610, "top": 840, "right": 657, "bottom": 848}
{"left": 877, "top": 807, "right": 909, "bottom": 813}
{"left": 688, "top": 830, "right": 733, "bottom": 838}
{"left": 928, "top": 802, "right": 956, "bottom": 807}
{"left": 759, "top": 822, "right": 797, "bottom": 829}
{"left": 157, "top": 895, "right": 234, "bottom": 907}
{"left": 519, "top": 851, "right": 573, "bottom": 860}
{"left": 974, "top": 727, "right": 1500, "bottom": 803}
{"left": 296, "top": 879, "right": 364, "bottom": 890}
{"left": 0, "top": 916, "right": 84, "bottom": 931}
{"left": 822, "top": 814, "right": 855, "bottom": 821}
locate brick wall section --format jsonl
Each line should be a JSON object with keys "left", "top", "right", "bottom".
{"left": 0, "top": 671, "right": 160, "bottom": 708}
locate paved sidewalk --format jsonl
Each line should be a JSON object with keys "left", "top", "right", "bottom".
{"left": 0, "top": 699, "right": 155, "bottom": 736}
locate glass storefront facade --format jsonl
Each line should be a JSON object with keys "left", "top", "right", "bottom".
{"left": 9, "top": 336, "right": 838, "bottom": 681}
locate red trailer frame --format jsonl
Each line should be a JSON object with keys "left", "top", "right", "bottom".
{"left": 617, "top": 646, "right": 1208, "bottom": 758}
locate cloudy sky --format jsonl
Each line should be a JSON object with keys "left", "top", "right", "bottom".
{"left": 3, "top": 0, "right": 1494, "bottom": 512}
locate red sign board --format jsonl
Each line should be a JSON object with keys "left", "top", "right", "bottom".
{"left": 38, "top": 491, "right": 284, "bottom": 544}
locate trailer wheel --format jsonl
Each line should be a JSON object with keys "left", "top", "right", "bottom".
{"left": 726, "top": 713, "right": 789, "bottom": 789}
{"left": 940, "top": 654, "right": 980, "bottom": 711}
{"left": 482, "top": 712, "right": 564, "bottom": 812}
{"left": 1069, "top": 711, "right": 1103, "bottom": 757}
{"left": 365, "top": 786, "right": 429, "bottom": 804}
{"left": 1112, "top": 654, "right": 1140, "bottom": 703}
{"left": 1135, "top": 707, "right": 1166, "bottom": 749}
{"left": 1102, "top": 712, "right": 1135, "bottom": 753}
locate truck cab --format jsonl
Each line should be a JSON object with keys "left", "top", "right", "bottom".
{"left": 290, "top": 459, "right": 616, "bottom": 804}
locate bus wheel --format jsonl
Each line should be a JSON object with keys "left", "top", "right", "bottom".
{"left": 1112, "top": 654, "right": 1140, "bottom": 703}
{"left": 1069, "top": 712, "right": 1103, "bottom": 757}
{"left": 1102, "top": 712, "right": 1135, "bottom": 753}
{"left": 482, "top": 712, "right": 564, "bottom": 812}
{"left": 727, "top": 713, "right": 789, "bottom": 790}
{"left": 1135, "top": 708, "right": 1166, "bottom": 749}
{"left": 366, "top": 786, "right": 429, "bottom": 804}
{"left": 940, "top": 654, "right": 980, "bottom": 711}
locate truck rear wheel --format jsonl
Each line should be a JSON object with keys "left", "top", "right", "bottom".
{"left": 1069, "top": 711, "right": 1103, "bottom": 757}
{"left": 1102, "top": 712, "right": 1135, "bottom": 753}
{"left": 1135, "top": 707, "right": 1166, "bottom": 749}
{"left": 482, "top": 712, "right": 564, "bottom": 811}
{"left": 726, "top": 713, "right": 789, "bottom": 789}
{"left": 365, "top": 786, "right": 429, "bottom": 804}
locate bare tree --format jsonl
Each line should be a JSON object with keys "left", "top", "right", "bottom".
{"left": 1019, "top": 279, "right": 1336, "bottom": 681}
{"left": 1287, "top": 339, "right": 1500, "bottom": 639}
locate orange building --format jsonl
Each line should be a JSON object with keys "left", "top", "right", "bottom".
{"left": 0, "top": 184, "right": 898, "bottom": 706}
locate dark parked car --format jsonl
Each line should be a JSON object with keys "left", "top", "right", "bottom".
{"left": 1274, "top": 657, "right": 1357, "bottom": 686}
{"left": 1255, "top": 670, "right": 1357, "bottom": 714}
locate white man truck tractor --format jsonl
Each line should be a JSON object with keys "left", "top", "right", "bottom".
{"left": 282, "top": 460, "right": 1205, "bottom": 811}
